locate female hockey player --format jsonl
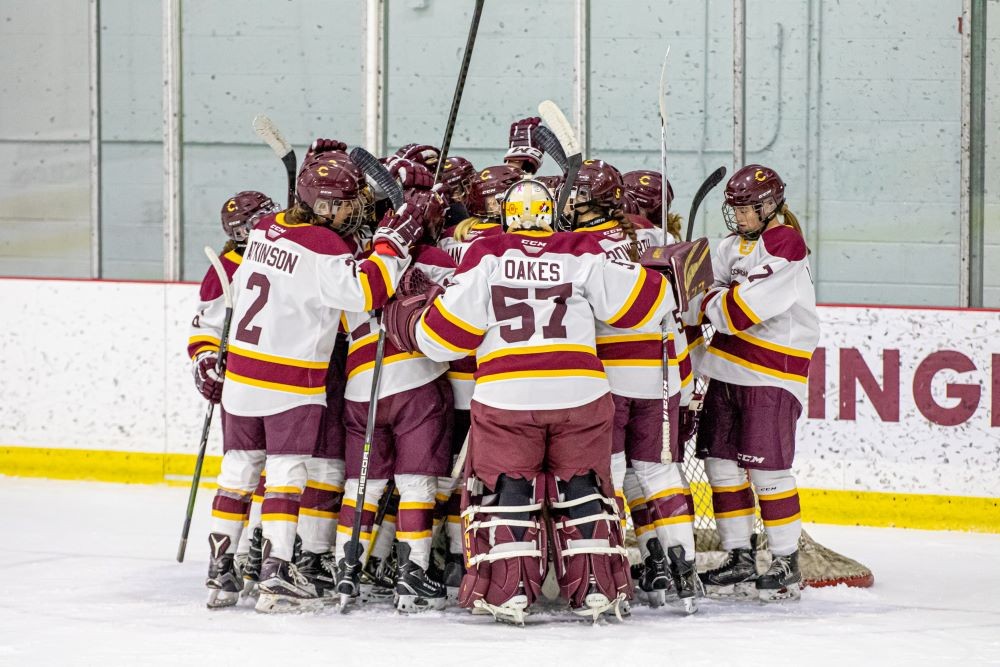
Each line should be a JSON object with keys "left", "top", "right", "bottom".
{"left": 213, "top": 151, "right": 424, "bottom": 614}
{"left": 191, "top": 190, "right": 278, "bottom": 609}
{"left": 692, "top": 164, "right": 818, "bottom": 602}
{"left": 383, "top": 178, "right": 678, "bottom": 624}
{"left": 567, "top": 161, "right": 700, "bottom": 612}
{"left": 334, "top": 186, "right": 457, "bottom": 613}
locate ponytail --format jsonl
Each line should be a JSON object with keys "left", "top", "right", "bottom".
{"left": 284, "top": 202, "right": 318, "bottom": 226}
{"left": 666, "top": 212, "right": 683, "bottom": 241}
{"left": 614, "top": 209, "right": 641, "bottom": 262}
{"left": 779, "top": 202, "right": 810, "bottom": 254}
{"left": 452, "top": 216, "right": 480, "bottom": 242}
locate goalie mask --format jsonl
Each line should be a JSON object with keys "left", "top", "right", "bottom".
{"left": 567, "top": 159, "right": 625, "bottom": 230}
{"left": 623, "top": 170, "right": 674, "bottom": 225}
{"left": 220, "top": 191, "right": 278, "bottom": 243}
{"left": 500, "top": 179, "right": 555, "bottom": 232}
{"left": 467, "top": 165, "right": 524, "bottom": 221}
{"left": 722, "top": 164, "right": 785, "bottom": 240}
{"left": 296, "top": 152, "right": 375, "bottom": 236}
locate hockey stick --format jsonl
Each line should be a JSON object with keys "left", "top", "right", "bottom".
{"left": 658, "top": 47, "right": 671, "bottom": 245}
{"left": 350, "top": 146, "right": 404, "bottom": 209}
{"left": 537, "top": 100, "right": 582, "bottom": 229}
{"left": 433, "top": 0, "right": 486, "bottom": 183}
{"left": 534, "top": 125, "right": 569, "bottom": 173}
{"left": 685, "top": 166, "right": 727, "bottom": 242}
{"left": 177, "top": 246, "right": 234, "bottom": 563}
{"left": 338, "top": 315, "right": 388, "bottom": 611}
{"left": 252, "top": 114, "right": 297, "bottom": 209}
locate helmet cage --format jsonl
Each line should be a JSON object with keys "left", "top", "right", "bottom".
{"left": 312, "top": 187, "right": 374, "bottom": 237}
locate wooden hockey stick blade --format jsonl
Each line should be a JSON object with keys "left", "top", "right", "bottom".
{"left": 203, "top": 246, "right": 233, "bottom": 308}
{"left": 252, "top": 114, "right": 293, "bottom": 160}
{"left": 538, "top": 100, "right": 580, "bottom": 157}
{"left": 350, "top": 147, "right": 404, "bottom": 209}
{"left": 686, "top": 166, "right": 727, "bottom": 242}
{"left": 535, "top": 126, "right": 569, "bottom": 172}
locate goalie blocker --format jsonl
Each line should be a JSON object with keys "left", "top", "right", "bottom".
{"left": 639, "top": 238, "right": 712, "bottom": 319}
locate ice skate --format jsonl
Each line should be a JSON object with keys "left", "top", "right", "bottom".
{"left": 206, "top": 533, "right": 242, "bottom": 609}
{"left": 238, "top": 526, "right": 263, "bottom": 599}
{"left": 666, "top": 544, "right": 698, "bottom": 614}
{"left": 636, "top": 538, "right": 671, "bottom": 608}
{"left": 443, "top": 551, "right": 465, "bottom": 603}
{"left": 294, "top": 550, "right": 338, "bottom": 603}
{"left": 359, "top": 555, "right": 395, "bottom": 603}
{"left": 699, "top": 546, "right": 757, "bottom": 599}
{"left": 394, "top": 543, "right": 447, "bottom": 613}
{"left": 757, "top": 550, "right": 801, "bottom": 602}
{"left": 255, "top": 554, "right": 322, "bottom": 613}
{"left": 472, "top": 590, "right": 530, "bottom": 626}
{"left": 571, "top": 579, "right": 628, "bottom": 623}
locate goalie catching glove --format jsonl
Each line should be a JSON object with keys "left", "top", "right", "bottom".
{"left": 383, "top": 268, "right": 444, "bottom": 354}
{"left": 193, "top": 351, "right": 223, "bottom": 404}
{"left": 639, "top": 238, "right": 713, "bottom": 319}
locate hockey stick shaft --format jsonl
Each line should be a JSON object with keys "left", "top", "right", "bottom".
{"left": 686, "top": 166, "right": 727, "bottom": 242}
{"left": 658, "top": 48, "right": 670, "bottom": 245}
{"left": 534, "top": 126, "right": 569, "bottom": 172}
{"left": 177, "top": 247, "right": 235, "bottom": 562}
{"left": 362, "top": 480, "right": 396, "bottom": 566}
{"left": 433, "top": 0, "right": 485, "bottom": 183}
{"left": 350, "top": 147, "right": 404, "bottom": 209}
{"left": 537, "top": 100, "right": 582, "bottom": 228}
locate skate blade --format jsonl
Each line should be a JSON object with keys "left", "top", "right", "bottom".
{"left": 254, "top": 593, "right": 322, "bottom": 614}
{"left": 758, "top": 582, "right": 801, "bottom": 603}
{"left": 667, "top": 595, "right": 698, "bottom": 615}
{"left": 703, "top": 581, "right": 757, "bottom": 600}
{"left": 206, "top": 589, "right": 239, "bottom": 609}
{"left": 446, "top": 586, "right": 460, "bottom": 604}
{"left": 396, "top": 594, "right": 447, "bottom": 613}
{"left": 239, "top": 581, "right": 259, "bottom": 601}
{"left": 573, "top": 593, "right": 628, "bottom": 623}
{"left": 473, "top": 597, "right": 529, "bottom": 626}
{"left": 360, "top": 585, "right": 395, "bottom": 604}
{"left": 640, "top": 589, "right": 667, "bottom": 608}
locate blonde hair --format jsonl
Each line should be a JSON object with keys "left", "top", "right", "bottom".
{"left": 615, "top": 209, "right": 641, "bottom": 262}
{"left": 284, "top": 202, "right": 319, "bottom": 226}
{"left": 452, "top": 216, "right": 481, "bottom": 242}
{"left": 779, "top": 202, "right": 810, "bottom": 253}
{"left": 666, "top": 212, "right": 683, "bottom": 241}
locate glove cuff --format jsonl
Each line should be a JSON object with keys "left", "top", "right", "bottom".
{"left": 505, "top": 146, "right": 543, "bottom": 170}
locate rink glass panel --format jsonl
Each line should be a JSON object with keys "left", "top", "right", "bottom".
{"left": 384, "top": 0, "right": 575, "bottom": 178}
{"left": 0, "top": 0, "right": 91, "bottom": 278}
{"left": 178, "top": 0, "right": 365, "bottom": 281}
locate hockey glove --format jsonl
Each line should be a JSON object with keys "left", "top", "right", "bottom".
{"left": 504, "top": 116, "right": 544, "bottom": 173}
{"left": 193, "top": 351, "right": 224, "bottom": 404}
{"left": 373, "top": 203, "right": 424, "bottom": 258}
{"left": 384, "top": 277, "right": 444, "bottom": 353}
{"left": 304, "top": 137, "right": 349, "bottom": 162}
{"left": 394, "top": 143, "right": 441, "bottom": 167}
{"left": 388, "top": 158, "right": 435, "bottom": 191}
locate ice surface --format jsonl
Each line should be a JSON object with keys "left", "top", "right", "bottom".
{"left": 2, "top": 477, "right": 999, "bottom": 666}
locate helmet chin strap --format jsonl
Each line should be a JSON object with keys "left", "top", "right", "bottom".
{"left": 572, "top": 203, "right": 611, "bottom": 230}
{"left": 739, "top": 199, "right": 782, "bottom": 240}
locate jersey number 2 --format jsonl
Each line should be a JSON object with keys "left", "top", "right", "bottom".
{"left": 235, "top": 272, "right": 270, "bottom": 345}
{"left": 491, "top": 284, "right": 571, "bottom": 343}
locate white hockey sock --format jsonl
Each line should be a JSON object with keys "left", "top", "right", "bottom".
{"left": 750, "top": 468, "right": 802, "bottom": 556}
{"left": 705, "top": 457, "right": 754, "bottom": 551}
{"left": 211, "top": 450, "right": 265, "bottom": 553}
{"left": 260, "top": 454, "right": 309, "bottom": 562}
{"left": 396, "top": 474, "right": 438, "bottom": 570}
{"left": 335, "top": 478, "right": 389, "bottom": 564}
{"left": 632, "top": 460, "right": 695, "bottom": 558}
{"left": 298, "top": 457, "right": 345, "bottom": 554}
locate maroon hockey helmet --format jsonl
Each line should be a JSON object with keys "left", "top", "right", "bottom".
{"left": 623, "top": 170, "right": 674, "bottom": 223}
{"left": 220, "top": 191, "right": 278, "bottom": 242}
{"left": 296, "top": 152, "right": 374, "bottom": 235}
{"left": 722, "top": 164, "right": 785, "bottom": 238}
{"left": 570, "top": 160, "right": 625, "bottom": 210}
{"left": 439, "top": 155, "right": 477, "bottom": 200}
{"left": 467, "top": 165, "right": 524, "bottom": 220}
{"left": 394, "top": 143, "right": 441, "bottom": 167}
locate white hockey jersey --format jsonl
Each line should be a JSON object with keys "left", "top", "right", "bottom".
{"left": 221, "top": 212, "right": 409, "bottom": 417}
{"left": 415, "top": 229, "right": 671, "bottom": 411}
{"left": 436, "top": 219, "right": 504, "bottom": 410}
{"left": 187, "top": 247, "right": 242, "bottom": 360}
{"left": 694, "top": 224, "right": 819, "bottom": 405}
{"left": 342, "top": 244, "right": 455, "bottom": 402}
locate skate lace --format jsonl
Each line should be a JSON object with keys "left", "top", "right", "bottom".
{"left": 765, "top": 556, "right": 792, "bottom": 578}
{"left": 287, "top": 562, "right": 310, "bottom": 587}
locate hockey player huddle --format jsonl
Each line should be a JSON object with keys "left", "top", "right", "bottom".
{"left": 189, "top": 117, "right": 818, "bottom": 624}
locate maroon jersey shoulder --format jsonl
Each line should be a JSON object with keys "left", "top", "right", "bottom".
{"left": 761, "top": 224, "right": 807, "bottom": 262}
{"left": 252, "top": 212, "right": 353, "bottom": 257}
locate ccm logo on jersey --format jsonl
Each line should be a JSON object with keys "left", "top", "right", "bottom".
{"left": 502, "top": 257, "right": 563, "bottom": 284}
{"left": 244, "top": 239, "right": 300, "bottom": 275}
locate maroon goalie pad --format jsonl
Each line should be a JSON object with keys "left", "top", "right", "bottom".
{"left": 639, "top": 238, "right": 713, "bottom": 314}
{"left": 458, "top": 476, "right": 547, "bottom": 611}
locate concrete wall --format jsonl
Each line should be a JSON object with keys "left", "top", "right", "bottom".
{"left": 0, "top": 0, "right": 998, "bottom": 304}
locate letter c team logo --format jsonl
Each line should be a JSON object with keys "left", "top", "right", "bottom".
{"left": 226, "top": 199, "right": 237, "bottom": 212}
{"left": 638, "top": 174, "right": 652, "bottom": 186}
{"left": 754, "top": 169, "right": 767, "bottom": 182}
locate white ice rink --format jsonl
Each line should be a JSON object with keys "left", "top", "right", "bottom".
{"left": 2, "top": 477, "right": 998, "bottom": 667}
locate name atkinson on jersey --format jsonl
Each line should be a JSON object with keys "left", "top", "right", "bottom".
{"left": 245, "top": 239, "right": 301, "bottom": 275}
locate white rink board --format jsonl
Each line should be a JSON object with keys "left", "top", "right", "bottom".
{"left": 0, "top": 278, "right": 997, "bottom": 497}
